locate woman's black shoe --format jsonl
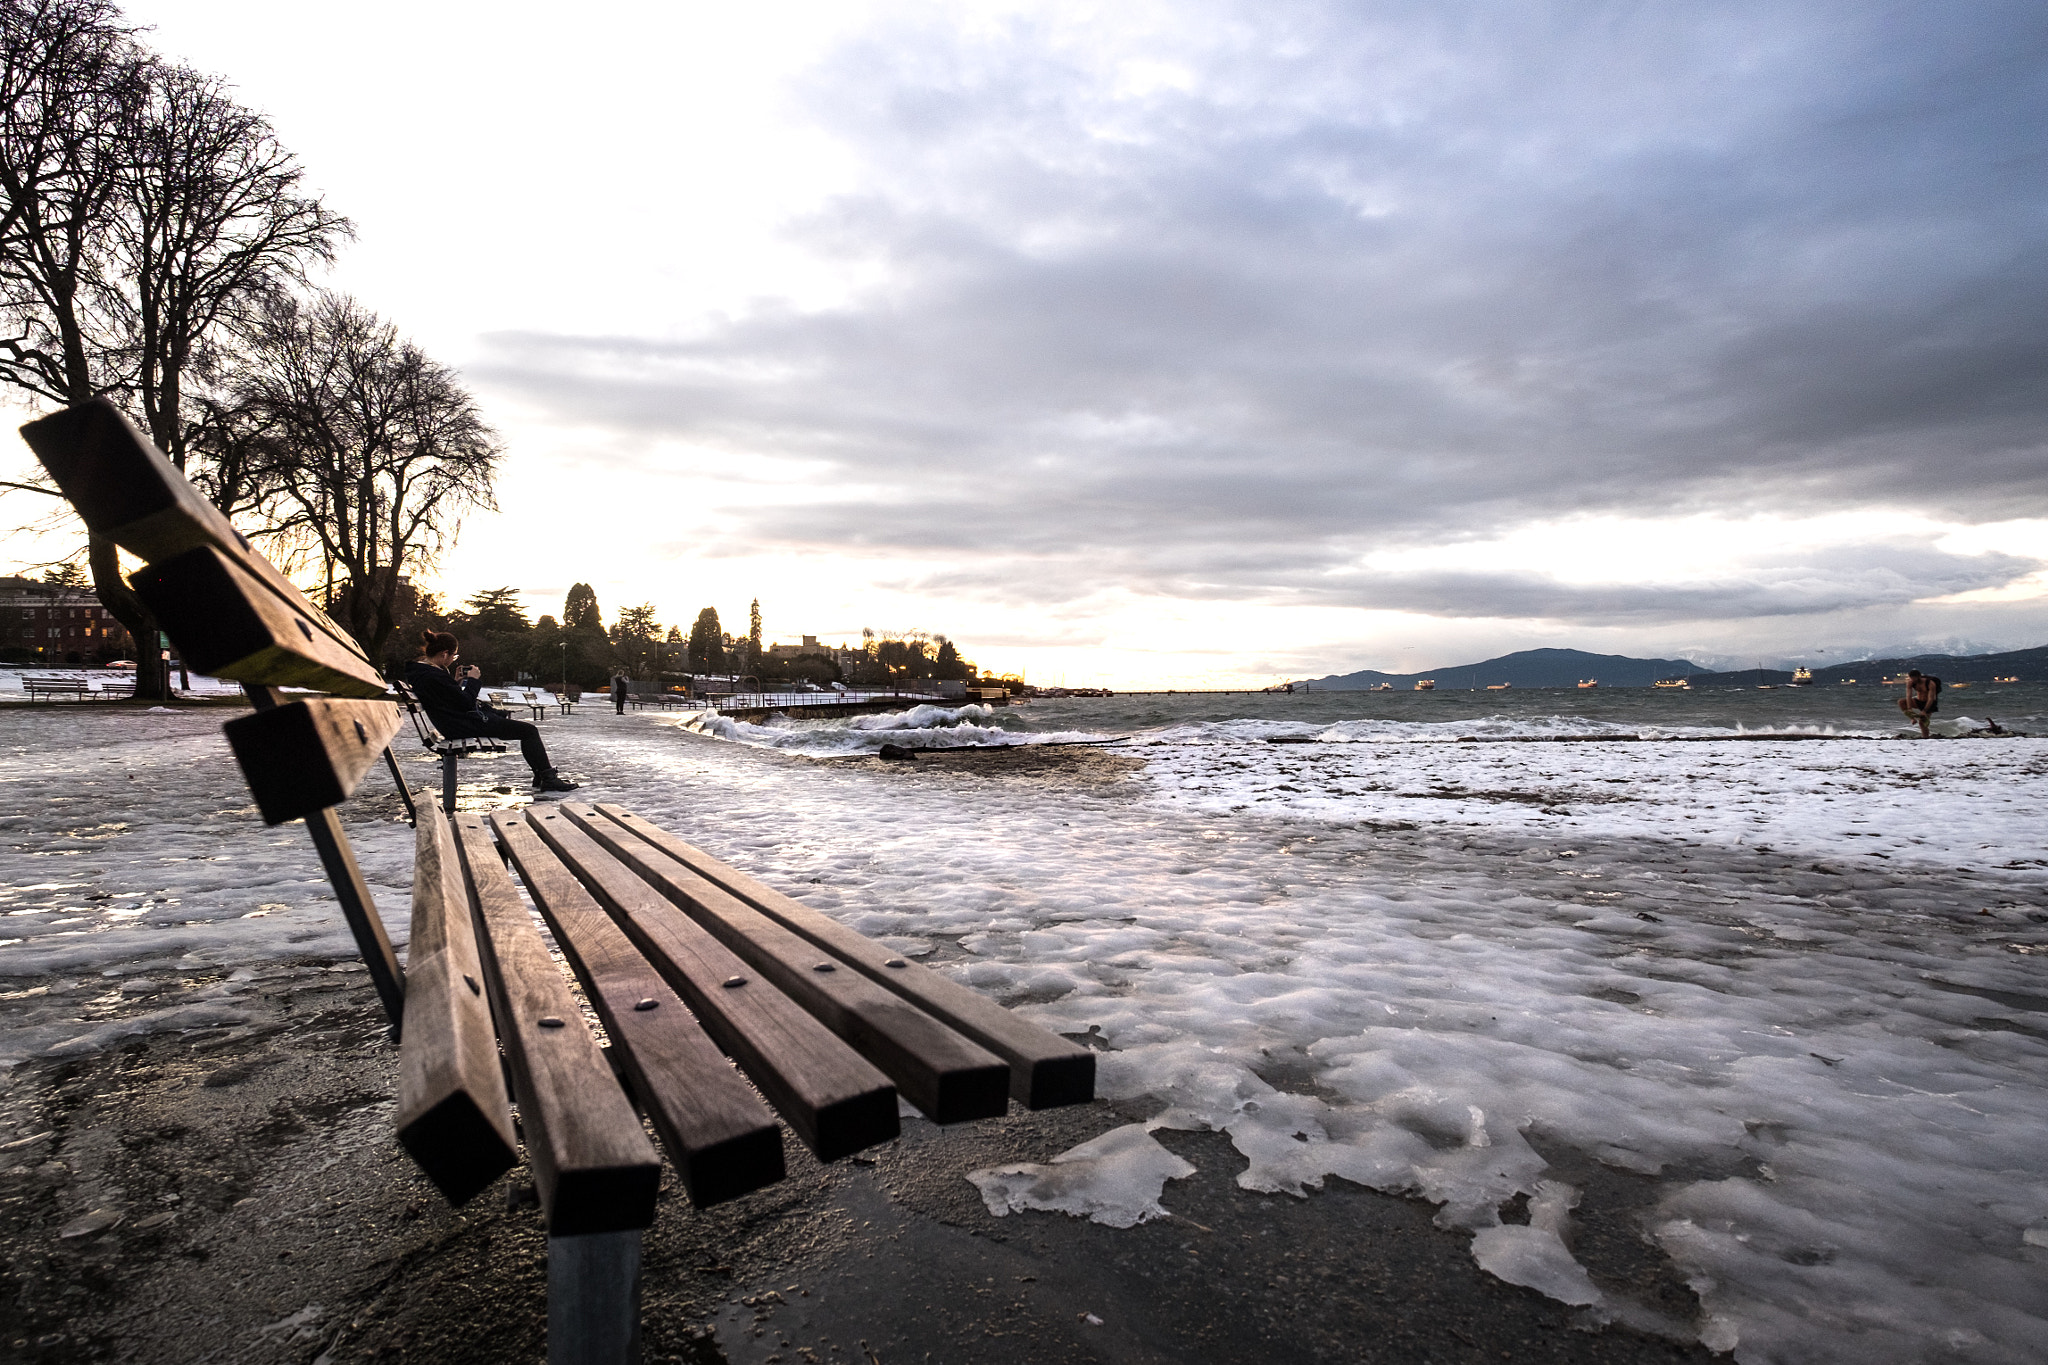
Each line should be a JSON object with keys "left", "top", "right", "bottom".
{"left": 534, "top": 771, "right": 580, "bottom": 792}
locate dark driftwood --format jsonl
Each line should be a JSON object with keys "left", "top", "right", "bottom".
{"left": 130, "top": 544, "right": 388, "bottom": 696}
{"left": 222, "top": 698, "right": 405, "bottom": 824}
{"left": 451, "top": 814, "right": 660, "bottom": 1237}
{"left": 19, "top": 399, "right": 379, "bottom": 678}
{"left": 591, "top": 804, "right": 1096, "bottom": 1110}
{"left": 395, "top": 802, "right": 518, "bottom": 1204}
{"left": 491, "top": 812, "right": 786, "bottom": 1208}
{"left": 521, "top": 807, "right": 899, "bottom": 1162}
{"left": 561, "top": 805, "right": 1010, "bottom": 1124}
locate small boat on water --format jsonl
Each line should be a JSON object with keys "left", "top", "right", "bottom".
{"left": 1485, "top": 682, "right": 1511, "bottom": 691}
{"left": 1881, "top": 675, "right": 1909, "bottom": 686}
{"left": 1371, "top": 682, "right": 1394, "bottom": 692}
{"left": 1652, "top": 678, "right": 1691, "bottom": 690}
{"left": 1789, "top": 667, "right": 1813, "bottom": 686}
{"left": 1414, "top": 679, "right": 1435, "bottom": 691}
{"left": 1995, "top": 675, "right": 2020, "bottom": 683}
{"left": 1838, "top": 678, "right": 1858, "bottom": 685}
{"left": 1577, "top": 679, "right": 1598, "bottom": 689}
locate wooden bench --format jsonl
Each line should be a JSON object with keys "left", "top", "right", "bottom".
{"left": 23, "top": 399, "right": 1095, "bottom": 1364}
{"left": 23, "top": 678, "right": 93, "bottom": 700}
{"left": 480, "top": 685, "right": 550, "bottom": 722}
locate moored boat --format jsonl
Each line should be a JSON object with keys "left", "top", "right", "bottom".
{"left": 1789, "top": 667, "right": 1813, "bottom": 686}
{"left": 1652, "top": 678, "right": 1691, "bottom": 690}
{"left": 1995, "top": 675, "right": 2020, "bottom": 683}
{"left": 1372, "top": 682, "right": 1394, "bottom": 692}
{"left": 1485, "top": 682, "right": 1511, "bottom": 691}
{"left": 1577, "top": 679, "right": 1598, "bottom": 689}
{"left": 1414, "top": 679, "right": 1435, "bottom": 691}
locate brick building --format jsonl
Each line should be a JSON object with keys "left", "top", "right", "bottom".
{"left": 0, "top": 576, "right": 137, "bottom": 664}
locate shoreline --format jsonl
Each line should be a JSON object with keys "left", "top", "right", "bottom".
{"left": 0, "top": 963, "right": 1714, "bottom": 1365}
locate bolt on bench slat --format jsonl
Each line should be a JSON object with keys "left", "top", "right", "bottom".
{"left": 489, "top": 811, "right": 786, "bottom": 1208}
{"left": 520, "top": 808, "right": 899, "bottom": 1163}
{"left": 592, "top": 804, "right": 1097, "bottom": 1110}
{"left": 397, "top": 802, "right": 518, "bottom": 1204}
{"left": 561, "top": 804, "right": 1011, "bottom": 1125}
{"left": 451, "top": 813, "right": 661, "bottom": 1237}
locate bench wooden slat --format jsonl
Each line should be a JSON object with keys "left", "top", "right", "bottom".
{"left": 129, "top": 544, "right": 389, "bottom": 697}
{"left": 448, "top": 814, "right": 661, "bottom": 1237}
{"left": 221, "top": 699, "right": 405, "bottom": 824}
{"left": 395, "top": 802, "right": 519, "bottom": 1204}
{"left": 590, "top": 804, "right": 1096, "bottom": 1110}
{"left": 20, "top": 399, "right": 380, "bottom": 680}
{"left": 560, "top": 804, "right": 1011, "bottom": 1124}
{"left": 520, "top": 807, "right": 899, "bottom": 1162}
{"left": 489, "top": 812, "right": 786, "bottom": 1208}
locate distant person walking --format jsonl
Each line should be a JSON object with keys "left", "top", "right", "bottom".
{"left": 406, "top": 632, "right": 580, "bottom": 791}
{"left": 1898, "top": 669, "right": 1942, "bottom": 738}
{"left": 612, "top": 673, "right": 628, "bottom": 715}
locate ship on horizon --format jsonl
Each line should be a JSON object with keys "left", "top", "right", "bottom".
{"left": 1414, "top": 679, "right": 1435, "bottom": 691}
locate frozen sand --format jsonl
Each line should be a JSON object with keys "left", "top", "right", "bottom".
{"left": 3, "top": 701, "right": 2046, "bottom": 1362}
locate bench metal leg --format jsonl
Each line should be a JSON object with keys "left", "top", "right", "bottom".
{"left": 442, "top": 753, "right": 459, "bottom": 815}
{"left": 548, "top": 1230, "right": 642, "bottom": 1365}
{"left": 244, "top": 685, "right": 405, "bottom": 1035}
{"left": 383, "top": 747, "right": 418, "bottom": 826}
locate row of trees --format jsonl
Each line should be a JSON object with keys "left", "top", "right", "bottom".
{"left": 405, "top": 585, "right": 984, "bottom": 692}
{"left": 0, "top": 0, "right": 497, "bottom": 699}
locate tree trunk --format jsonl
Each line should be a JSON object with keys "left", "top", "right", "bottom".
{"left": 89, "top": 531, "right": 169, "bottom": 701}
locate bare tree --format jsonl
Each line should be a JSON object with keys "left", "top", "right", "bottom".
{"left": 120, "top": 59, "right": 348, "bottom": 471}
{"left": 232, "top": 291, "right": 499, "bottom": 659}
{"left": 0, "top": 2, "right": 345, "bottom": 698}
{"left": 0, "top": 0, "right": 157, "bottom": 688}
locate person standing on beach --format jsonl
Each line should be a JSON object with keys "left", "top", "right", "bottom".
{"left": 1898, "top": 669, "right": 1942, "bottom": 738}
{"left": 407, "top": 631, "right": 580, "bottom": 791}
{"left": 612, "top": 672, "right": 629, "bottom": 715}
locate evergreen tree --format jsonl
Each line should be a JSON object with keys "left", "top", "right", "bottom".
{"left": 462, "top": 586, "right": 529, "bottom": 632}
{"left": 748, "top": 598, "right": 763, "bottom": 671}
{"left": 687, "top": 607, "right": 724, "bottom": 674}
{"left": 563, "top": 583, "right": 602, "bottom": 631}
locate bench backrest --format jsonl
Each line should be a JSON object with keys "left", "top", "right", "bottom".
{"left": 24, "top": 399, "right": 407, "bottom": 1019}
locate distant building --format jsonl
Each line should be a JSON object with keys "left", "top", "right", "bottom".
{"left": 0, "top": 577, "right": 137, "bottom": 663}
{"left": 764, "top": 634, "right": 862, "bottom": 674}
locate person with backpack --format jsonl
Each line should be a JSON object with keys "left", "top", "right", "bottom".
{"left": 1898, "top": 669, "right": 1942, "bottom": 738}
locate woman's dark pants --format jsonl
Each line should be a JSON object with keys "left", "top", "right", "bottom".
{"left": 445, "top": 714, "right": 554, "bottom": 776}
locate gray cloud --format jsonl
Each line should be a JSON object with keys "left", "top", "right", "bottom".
{"left": 478, "top": 0, "right": 2048, "bottom": 617}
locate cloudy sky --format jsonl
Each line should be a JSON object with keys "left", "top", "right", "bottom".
{"left": 9, "top": 0, "right": 2047, "bottom": 684}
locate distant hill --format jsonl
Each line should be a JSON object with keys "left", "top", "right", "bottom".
{"left": 1307, "top": 647, "right": 1702, "bottom": 690}
{"left": 1685, "top": 645, "right": 2048, "bottom": 688}
{"left": 1307, "top": 644, "right": 2048, "bottom": 690}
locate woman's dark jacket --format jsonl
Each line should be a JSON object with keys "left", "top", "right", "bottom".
{"left": 404, "top": 659, "right": 495, "bottom": 738}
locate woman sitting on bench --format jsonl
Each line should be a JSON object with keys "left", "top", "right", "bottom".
{"left": 406, "top": 631, "right": 580, "bottom": 792}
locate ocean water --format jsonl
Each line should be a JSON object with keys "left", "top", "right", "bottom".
{"left": 4, "top": 694, "right": 2046, "bottom": 1363}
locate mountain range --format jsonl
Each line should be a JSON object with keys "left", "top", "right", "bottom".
{"left": 1304, "top": 645, "right": 2045, "bottom": 690}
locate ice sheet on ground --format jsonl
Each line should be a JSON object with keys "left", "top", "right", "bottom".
{"left": 967, "top": 1122, "right": 1195, "bottom": 1228}
{"left": 5, "top": 702, "right": 2047, "bottom": 1363}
